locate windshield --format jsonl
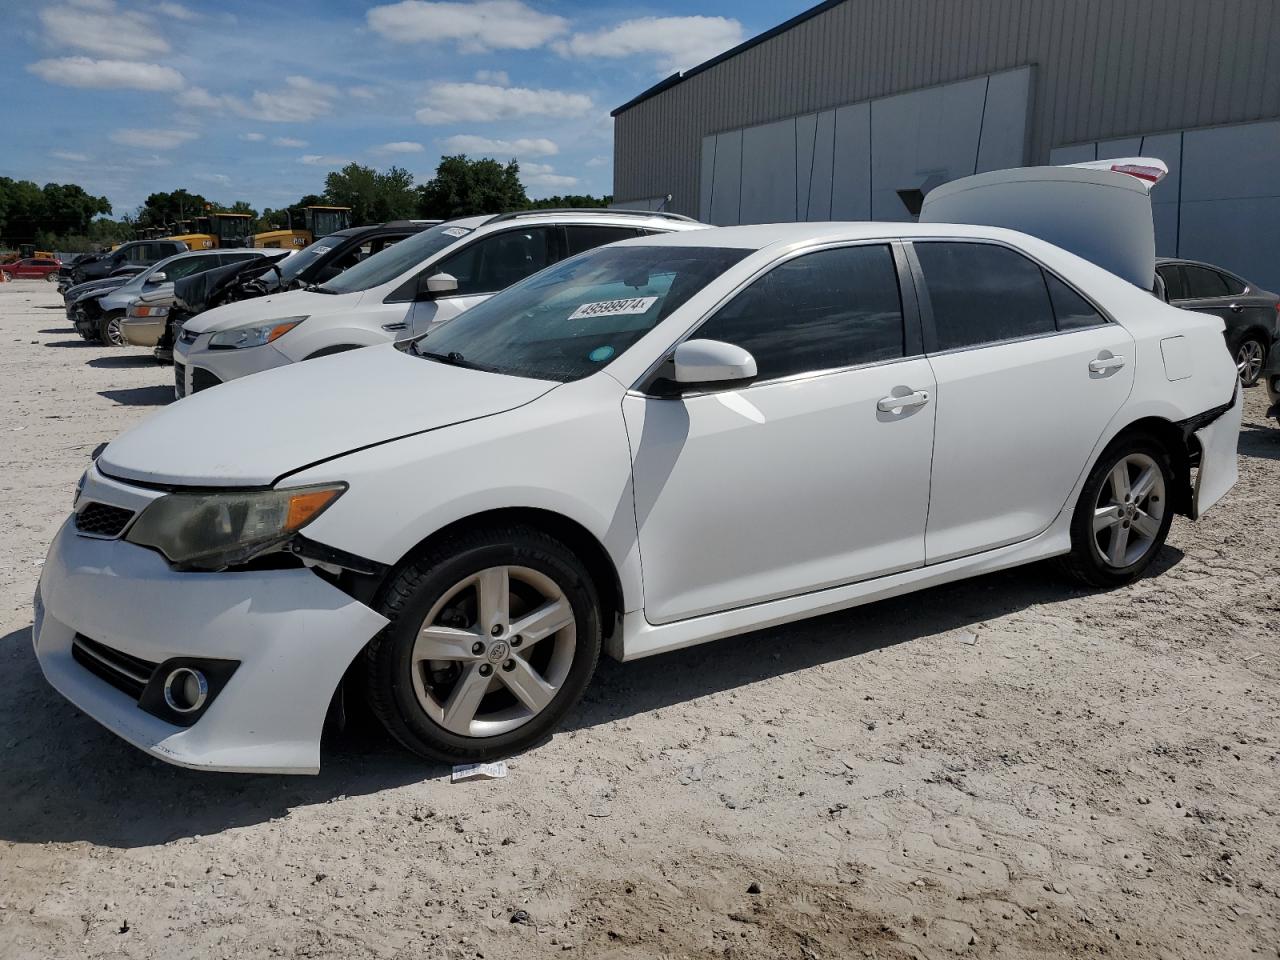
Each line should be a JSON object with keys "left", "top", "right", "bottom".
{"left": 411, "top": 244, "right": 749, "bottom": 383}
{"left": 318, "top": 222, "right": 473, "bottom": 294}
{"left": 277, "top": 238, "right": 337, "bottom": 282}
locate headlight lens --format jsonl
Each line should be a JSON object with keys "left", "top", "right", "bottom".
{"left": 208, "top": 316, "right": 306, "bottom": 350}
{"left": 125, "top": 484, "right": 344, "bottom": 570}
{"left": 129, "top": 304, "right": 169, "bottom": 318}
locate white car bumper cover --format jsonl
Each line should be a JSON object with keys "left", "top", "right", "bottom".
{"left": 34, "top": 519, "right": 387, "bottom": 774}
{"left": 175, "top": 336, "right": 292, "bottom": 391}
{"left": 1191, "top": 386, "right": 1243, "bottom": 518}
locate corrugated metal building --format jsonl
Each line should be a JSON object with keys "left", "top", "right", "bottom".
{"left": 611, "top": 0, "right": 1280, "bottom": 288}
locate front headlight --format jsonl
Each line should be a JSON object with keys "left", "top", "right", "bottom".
{"left": 125, "top": 484, "right": 344, "bottom": 570}
{"left": 129, "top": 303, "right": 169, "bottom": 318}
{"left": 208, "top": 316, "right": 306, "bottom": 350}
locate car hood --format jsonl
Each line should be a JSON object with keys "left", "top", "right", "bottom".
{"left": 97, "top": 343, "right": 556, "bottom": 486}
{"left": 183, "top": 288, "right": 359, "bottom": 335}
{"left": 103, "top": 281, "right": 169, "bottom": 309}
{"left": 67, "top": 276, "right": 129, "bottom": 300}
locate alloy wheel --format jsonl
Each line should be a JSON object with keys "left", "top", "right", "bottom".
{"left": 1091, "top": 452, "right": 1166, "bottom": 569}
{"left": 1235, "top": 340, "right": 1265, "bottom": 385}
{"left": 410, "top": 565, "right": 576, "bottom": 738}
{"left": 105, "top": 317, "right": 126, "bottom": 346}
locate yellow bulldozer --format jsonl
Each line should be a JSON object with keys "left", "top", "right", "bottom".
{"left": 252, "top": 205, "right": 353, "bottom": 248}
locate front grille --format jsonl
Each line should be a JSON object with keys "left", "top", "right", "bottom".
{"left": 174, "top": 361, "right": 186, "bottom": 397}
{"left": 71, "top": 634, "right": 157, "bottom": 700}
{"left": 191, "top": 367, "right": 222, "bottom": 393}
{"left": 75, "top": 502, "right": 135, "bottom": 538}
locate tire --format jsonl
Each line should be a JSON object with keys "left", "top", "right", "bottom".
{"left": 363, "top": 524, "right": 602, "bottom": 764}
{"left": 98, "top": 312, "right": 126, "bottom": 347}
{"left": 1233, "top": 335, "right": 1267, "bottom": 387}
{"left": 1061, "top": 433, "right": 1175, "bottom": 588}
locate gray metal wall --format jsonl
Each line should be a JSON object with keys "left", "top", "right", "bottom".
{"left": 613, "top": 0, "right": 1280, "bottom": 221}
{"left": 1051, "top": 118, "right": 1280, "bottom": 291}
{"left": 698, "top": 67, "right": 1032, "bottom": 225}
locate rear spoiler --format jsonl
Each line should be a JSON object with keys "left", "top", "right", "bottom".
{"left": 919, "top": 156, "right": 1168, "bottom": 288}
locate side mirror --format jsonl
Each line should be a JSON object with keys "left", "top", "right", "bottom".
{"left": 146, "top": 272, "right": 167, "bottom": 284}
{"left": 673, "top": 339, "right": 757, "bottom": 387}
{"left": 423, "top": 272, "right": 458, "bottom": 297}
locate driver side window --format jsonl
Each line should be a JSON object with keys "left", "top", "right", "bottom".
{"left": 433, "top": 227, "right": 556, "bottom": 297}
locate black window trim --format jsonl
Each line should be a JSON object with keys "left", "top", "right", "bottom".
{"left": 904, "top": 237, "right": 1115, "bottom": 358}
{"left": 632, "top": 238, "right": 926, "bottom": 398}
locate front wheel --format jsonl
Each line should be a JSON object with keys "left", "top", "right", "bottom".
{"left": 98, "top": 313, "right": 126, "bottom": 346}
{"left": 363, "top": 525, "right": 602, "bottom": 763}
{"left": 1234, "top": 336, "right": 1267, "bottom": 387}
{"left": 1061, "top": 435, "right": 1175, "bottom": 588}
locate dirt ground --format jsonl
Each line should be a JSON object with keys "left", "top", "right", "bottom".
{"left": 0, "top": 278, "right": 1277, "bottom": 960}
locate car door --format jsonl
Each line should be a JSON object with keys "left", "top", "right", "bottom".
{"left": 13, "top": 259, "right": 35, "bottom": 278}
{"left": 911, "top": 239, "right": 1136, "bottom": 564}
{"left": 407, "top": 226, "right": 560, "bottom": 336}
{"left": 623, "top": 242, "right": 936, "bottom": 624}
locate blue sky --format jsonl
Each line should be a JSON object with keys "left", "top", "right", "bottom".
{"left": 0, "top": 0, "right": 812, "bottom": 217}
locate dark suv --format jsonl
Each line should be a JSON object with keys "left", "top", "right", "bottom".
{"left": 1156, "top": 258, "right": 1280, "bottom": 386}
{"left": 63, "top": 239, "right": 189, "bottom": 287}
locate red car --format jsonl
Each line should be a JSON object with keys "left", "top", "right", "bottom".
{"left": 1, "top": 257, "right": 62, "bottom": 280}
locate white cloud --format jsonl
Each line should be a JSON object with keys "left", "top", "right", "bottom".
{"left": 28, "top": 57, "right": 184, "bottom": 90}
{"left": 372, "top": 141, "right": 424, "bottom": 154}
{"left": 176, "top": 76, "right": 336, "bottom": 122}
{"left": 474, "top": 69, "right": 508, "bottom": 85}
{"left": 109, "top": 127, "right": 199, "bottom": 150}
{"left": 40, "top": 5, "right": 170, "bottom": 59}
{"left": 299, "top": 154, "right": 346, "bottom": 166}
{"left": 348, "top": 85, "right": 380, "bottom": 100}
{"left": 243, "top": 75, "right": 337, "bottom": 122}
{"left": 239, "top": 132, "right": 266, "bottom": 141}
{"left": 555, "top": 16, "right": 744, "bottom": 73}
{"left": 367, "top": 0, "right": 566, "bottom": 52}
{"left": 194, "top": 172, "right": 231, "bottom": 186}
{"left": 66, "top": 0, "right": 114, "bottom": 10}
{"left": 416, "top": 82, "right": 591, "bottom": 124}
{"left": 51, "top": 150, "right": 89, "bottom": 162}
{"left": 273, "top": 136, "right": 308, "bottom": 147}
{"left": 156, "top": 2, "right": 200, "bottom": 20}
{"left": 585, "top": 155, "right": 610, "bottom": 168}
{"left": 521, "top": 162, "right": 577, "bottom": 190}
{"left": 440, "top": 134, "right": 558, "bottom": 157}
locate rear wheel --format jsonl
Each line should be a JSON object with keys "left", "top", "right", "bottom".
{"left": 363, "top": 525, "right": 601, "bottom": 763}
{"left": 1234, "top": 336, "right": 1267, "bottom": 387}
{"left": 1061, "top": 435, "right": 1175, "bottom": 587}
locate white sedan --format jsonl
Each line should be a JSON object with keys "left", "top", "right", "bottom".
{"left": 35, "top": 163, "right": 1242, "bottom": 772}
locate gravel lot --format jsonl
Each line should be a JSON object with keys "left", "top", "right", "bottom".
{"left": 1, "top": 279, "right": 1277, "bottom": 960}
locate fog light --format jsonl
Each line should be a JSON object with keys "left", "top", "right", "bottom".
{"left": 162, "top": 667, "right": 208, "bottom": 713}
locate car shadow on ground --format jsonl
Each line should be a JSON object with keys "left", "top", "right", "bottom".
{"left": 43, "top": 339, "right": 92, "bottom": 348}
{"left": 1239, "top": 423, "right": 1279, "bottom": 461}
{"left": 98, "top": 386, "right": 173, "bottom": 406}
{"left": 86, "top": 355, "right": 160, "bottom": 369}
{"left": 0, "top": 550, "right": 1183, "bottom": 849}
{"left": 38, "top": 327, "right": 75, "bottom": 334}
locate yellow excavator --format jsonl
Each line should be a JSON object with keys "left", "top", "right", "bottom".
{"left": 252, "top": 205, "right": 353, "bottom": 248}
{"left": 165, "top": 213, "right": 255, "bottom": 250}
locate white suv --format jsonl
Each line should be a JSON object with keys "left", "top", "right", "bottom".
{"left": 172, "top": 209, "right": 705, "bottom": 396}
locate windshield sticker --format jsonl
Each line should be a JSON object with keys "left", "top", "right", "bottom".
{"left": 588, "top": 345, "right": 615, "bottom": 363}
{"left": 568, "top": 296, "right": 658, "bottom": 321}
{"left": 310, "top": 245, "right": 333, "bottom": 255}
{"left": 442, "top": 227, "right": 471, "bottom": 238}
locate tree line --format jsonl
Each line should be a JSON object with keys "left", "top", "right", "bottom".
{"left": 1, "top": 156, "right": 611, "bottom": 252}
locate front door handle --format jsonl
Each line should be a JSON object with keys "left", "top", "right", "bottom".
{"left": 1228, "top": 303, "right": 1244, "bottom": 313}
{"left": 1088, "top": 356, "right": 1126, "bottom": 373}
{"left": 877, "top": 390, "right": 930, "bottom": 413}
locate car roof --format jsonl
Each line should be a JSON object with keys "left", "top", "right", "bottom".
{"left": 464, "top": 209, "right": 704, "bottom": 233}
{"left": 613, "top": 220, "right": 1039, "bottom": 250}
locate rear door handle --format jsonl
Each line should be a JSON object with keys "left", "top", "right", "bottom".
{"left": 877, "top": 390, "right": 930, "bottom": 413}
{"left": 1229, "top": 303, "right": 1244, "bottom": 313}
{"left": 1089, "top": 356, "right": 1126, "bottom": 373}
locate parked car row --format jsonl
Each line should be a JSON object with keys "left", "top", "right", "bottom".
{"left": 30, "top": 159, "right": 1251, "bottom": 776}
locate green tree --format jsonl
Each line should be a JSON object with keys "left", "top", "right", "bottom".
{"left": 525, "top": 193, "right": 613, "bottom": 210}
{"left": 417, "top": 155, "right": 528, "bottom": 219}
{"left": 322, "top": 164, "right": 416, "bottom": 224}
{"left": 39, "top": 183, "right": 112, "bottom": 234}
{"left": 140, "top": 189, "right": 212, "bottom": 228}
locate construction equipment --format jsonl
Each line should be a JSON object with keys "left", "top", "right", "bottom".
{"left": 252, "top": 205, "right": 352, "bottom": 249}
{"left": 164, "top": 213, "right": 255, "bottom": 250}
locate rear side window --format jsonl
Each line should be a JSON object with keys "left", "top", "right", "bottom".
{"left": 1157, "top": 264, "right": 1187, "bottom": 300}
{"left": 1044, "top": 273, "right": 1106, "bottom": 330}
{"left": 1182, "top": 264, "right": 1229, "bottom": 298}
{"left": 695, "top": 244, "right": 905, "bottom": 381}
{"left": 435, "top": 227, "right": 557, "bottom": 296}
{"left": 1218, "top": 271, "right": 1247, "bottom": 295}
{"left": 916, "top": 242, "right": 1056, "bottom": 350}
{"left": 564, "top": 225, "right": 640, "bottom": 256}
